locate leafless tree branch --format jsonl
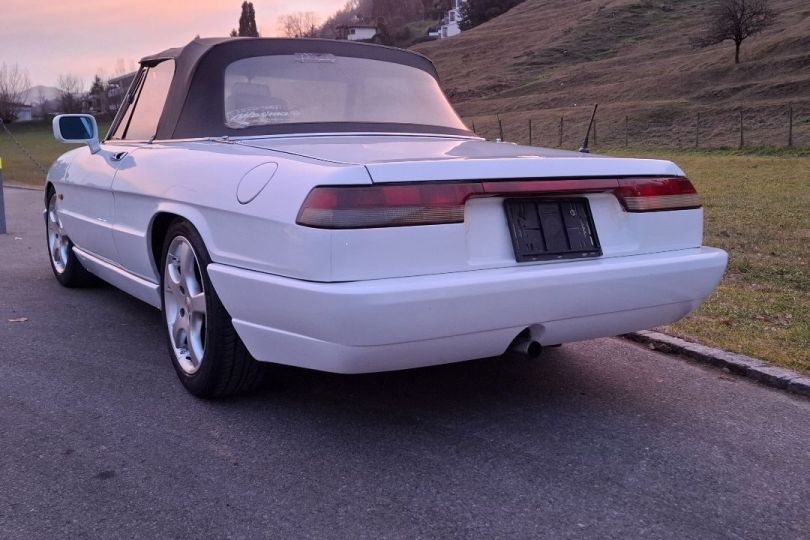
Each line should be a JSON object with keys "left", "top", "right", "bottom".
{"left": 0, "top": 63, "right": 32, "bottom": 122}
{"left": 278, "top": 12, "right": 320, "bottom": 38}
{"left": 699, "top": 0, "right": 775, "bottom": 64}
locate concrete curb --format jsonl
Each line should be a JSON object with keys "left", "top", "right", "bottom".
{"left": 624, "top": 331, "right": 810, "bottom": 399}
{"left": 3, "top": 183, "right": 44, "bottom": 191}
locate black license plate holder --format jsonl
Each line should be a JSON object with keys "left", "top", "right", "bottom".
{"left": 504, "top": 198, "right": 602, "bottom": 262}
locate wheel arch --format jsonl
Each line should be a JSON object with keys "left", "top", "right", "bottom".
{"left": 147, "top": 206, "right": 210, "bottom": 276}
{"left": 45, "top": 182, "right": 55, "bottom": 205}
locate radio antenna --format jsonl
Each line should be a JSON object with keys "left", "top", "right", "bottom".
{"left": 579, "top": 104, "right": 599, "bottom": 153}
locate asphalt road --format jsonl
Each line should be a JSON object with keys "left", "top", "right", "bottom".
{"left": 1, "top": 186, "right": 809, "bottom": 539}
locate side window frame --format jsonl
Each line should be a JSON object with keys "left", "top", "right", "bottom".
{"left": 107, "top": 60, "right": 174, "bottom": 142}
{"left": 106, "top": 68, "right": 146, "bottom": 142}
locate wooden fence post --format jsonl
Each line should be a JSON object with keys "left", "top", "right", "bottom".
{"left": 788, "top": 105, "right": 793, "bottom": 148}
{"left": 471, "top": 120, "right": 476, "bottom": 134}
{"left": 739, "top": 110, "right": 744, "bottom": 149}
{"left": 528, "top": 118, "right": 533, "bottom": 146}
{"left": 625, "top": 116, "right": 629, "bottom": 147}
{"left": 497, "top": 114, "right": 504, "bottom": 141}
{"left": 558, "top": 116, "right": 564, "bottom": 147}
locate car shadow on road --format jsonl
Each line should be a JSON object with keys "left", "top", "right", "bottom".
{"left": 91, "top": 278, "right": 669, "bottom": 434}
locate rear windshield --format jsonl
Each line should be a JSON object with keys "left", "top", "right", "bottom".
{"left": 223, "top": 54, "right": 467, "bottom": 131}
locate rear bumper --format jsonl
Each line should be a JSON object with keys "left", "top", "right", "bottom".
{"left": 207, "top": 247, "right": 727, "bottom": 373}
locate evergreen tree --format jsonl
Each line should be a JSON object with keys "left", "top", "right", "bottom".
{"left": 237, "top": 1, "right": 260, "bottom": 37}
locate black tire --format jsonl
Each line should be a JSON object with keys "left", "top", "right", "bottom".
{"left": 159, "top": 219, "right": 267, "bottom": 398}
{"left": 45, "top": 189, "right": 96, "bottom": 288}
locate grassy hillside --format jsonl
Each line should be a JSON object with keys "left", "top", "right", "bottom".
{"left": 415, "top": 0, "right": 810, "bottom": 147}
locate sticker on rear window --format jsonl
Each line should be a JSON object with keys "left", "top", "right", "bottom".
{"left": 295, "top": 53, "right": 336, "bottom": 64}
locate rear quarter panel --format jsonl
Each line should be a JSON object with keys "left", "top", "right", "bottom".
{"left": 110, "top": 141, "right": 370, "bottom": 283}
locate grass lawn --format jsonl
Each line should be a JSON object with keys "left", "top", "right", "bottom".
{"left": 2, "top": 122, "right": 808, "bottom": 373}
{"left": 0, "top": 120, "right": 110, "bottom": 187}
{"left": 606, "top": 148, "right": 809, "bottom": 374}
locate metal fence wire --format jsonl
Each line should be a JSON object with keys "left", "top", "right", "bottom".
{"left": 466, "top": 104, "right": 808, "bottom": 150}
{"left": 0, "top": 118, "right": 49, "bottom": 175}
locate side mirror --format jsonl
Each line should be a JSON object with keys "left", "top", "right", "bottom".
{"left": 53, "top": 114, "right": 100, "bottom": 154}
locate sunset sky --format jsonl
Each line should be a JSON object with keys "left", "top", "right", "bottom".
{"left": 3, "top": 0, "right": 347, "bottom": 87}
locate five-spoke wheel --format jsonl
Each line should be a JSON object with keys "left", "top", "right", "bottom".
{"left": 47, "top": 194, "right": 70, "bottom": 274}
{"left": 163, "top": 236, "right": 208, "bottom": 375}
{"left": 45, "top": 189, "right": 94, "bottom": 287}
{"left": 160, "top": 220, "right": 266, "bottom": 398}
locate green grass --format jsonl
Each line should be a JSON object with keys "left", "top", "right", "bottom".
{"left": 2, "top": 124, "right": 807, "bottom": 373}
{"left": 605, "top": 148, "right": 809, "bottom": 374}
{"left": 0, "top": 120, "right": 110, "bottom": 186}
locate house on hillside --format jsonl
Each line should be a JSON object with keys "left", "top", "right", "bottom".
{"left": 440, "top": 0, "right": 467, "bottom": 38}
{"left": 336, "top": 22, "right": 378, "bottom": 42}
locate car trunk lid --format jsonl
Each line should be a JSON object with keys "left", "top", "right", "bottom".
{"left": 236, "top": 135, "right": 685, "bottom": 181}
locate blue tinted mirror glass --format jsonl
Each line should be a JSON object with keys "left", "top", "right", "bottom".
{"left": 59, "top": 116, "right": 95, "bottom": 140}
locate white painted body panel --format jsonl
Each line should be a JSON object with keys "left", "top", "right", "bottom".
{"left": 208, "top": 247, "right": 727, "bottom": 373}
{"left": 47, "top": 133, "right": 728, "bottom": 373}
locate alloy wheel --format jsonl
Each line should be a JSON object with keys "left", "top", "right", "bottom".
{"left": 47, "top": 194, "right": 70, "bottom": 274}
{"left": 163, "top": 236, "right": 207, "bottom": 374}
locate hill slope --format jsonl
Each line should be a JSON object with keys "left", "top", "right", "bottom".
{"left": 414, "top": 0, "right": 810, "bottom": 147}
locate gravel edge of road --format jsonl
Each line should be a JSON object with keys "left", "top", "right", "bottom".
{"left": 624, "top": 331, "right": 810, "bottom": 398}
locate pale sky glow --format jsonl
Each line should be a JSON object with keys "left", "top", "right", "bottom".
{"left": 3, "top": 0, "right": 347, "bottom": 87}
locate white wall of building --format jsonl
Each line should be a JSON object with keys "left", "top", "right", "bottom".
{"left": 441, "top": 0, "right": 467, "bottom": 38}
{"left": 14, "top": 106, "right": 33, "bottom": 122}
{"left": 347, "top": 27, "right": 377, "bottom": 41}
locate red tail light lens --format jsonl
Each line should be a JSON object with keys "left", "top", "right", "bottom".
{"left": 614, "top": 177, "right": 701, "bottom": 212}
{"left": 296, "top": 184, "right": 483, "bottom": 228}
{"left": 297, "top": 177, "right": 701, "bottom": 228}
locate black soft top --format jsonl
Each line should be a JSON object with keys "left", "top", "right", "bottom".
{"left": 130, "top": 37, "right": 465, "bottom": 140}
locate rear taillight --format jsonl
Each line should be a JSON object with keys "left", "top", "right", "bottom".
{"left": 297, "top": 177, "right": 701, "bottom": 228}
{"left": 296, "top": 184, "right": 482, "bottom": 228}
{"left": 614, "top": 177, "right": 701, "bottom": 212}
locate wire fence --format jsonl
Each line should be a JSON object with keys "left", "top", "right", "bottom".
{"left": 466, "top": 104, "right": 810, "bottom": 150}
{"left": 0, "top": 118, "right": 48, "bottom": 174}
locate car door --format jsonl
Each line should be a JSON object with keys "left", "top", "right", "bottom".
{"left": 57, "top": 144, "right": 131, "bottom": 263}
{"left": 106, "top": 60, "right": 175, "bottom": 279}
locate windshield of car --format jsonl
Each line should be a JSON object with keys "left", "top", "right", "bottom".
{"left": 223, "top": 54, "right": 468, "bottom": 132}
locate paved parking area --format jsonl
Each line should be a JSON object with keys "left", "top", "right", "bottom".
{"left": 1, "top": 187, "right": 809, "bottom": 538}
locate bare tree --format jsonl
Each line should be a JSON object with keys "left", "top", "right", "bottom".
{"left": 278, "top": 12, "right": 320, "bottom": 38}
{"left": 0, "top": 63, "right": 31, "bottom": 123}
{"left": 700, "top": 0, "right": 775, "bottom": 64}
{"left": 57, "top": 74, "right": 85, "bottom": 114}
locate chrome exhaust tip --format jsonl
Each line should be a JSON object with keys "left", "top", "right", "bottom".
{"left": 508, "top": 334, "right": 543, "bottom": 359}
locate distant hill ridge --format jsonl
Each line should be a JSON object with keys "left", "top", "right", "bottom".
{"left": 414, "top": 0, "right": 810, "bottom": 148}
{"left": 21, "top": 85, "right": 61, "bottom": 105}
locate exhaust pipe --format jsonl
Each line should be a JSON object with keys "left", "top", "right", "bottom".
{"left": 508, "top": 336, "right": 543, "bottom": 359}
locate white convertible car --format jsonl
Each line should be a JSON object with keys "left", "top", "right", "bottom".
{"left": 47, "top": 38, "right": 727, "bottom": 397}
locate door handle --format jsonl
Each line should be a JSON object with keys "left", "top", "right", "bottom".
{"left": 111, "top": 151, "right": 128, "bottom": 162}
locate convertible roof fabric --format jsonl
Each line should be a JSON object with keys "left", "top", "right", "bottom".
{"left": 129, "top": 38, "right": 468, "bottom": 140}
